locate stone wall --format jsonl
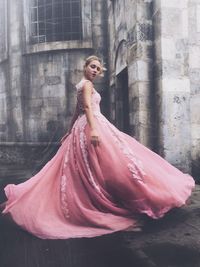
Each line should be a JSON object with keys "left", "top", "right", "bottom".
{"left": 107, "top": 0, "right": 154, "bottom": 147}
{"left": 153, "top": 0, "right": 192, "bottom": 172}
{"left": 0, "top": 0, "right": 108, "bottom": 179}
{"left": 107, "top": 0, "right": 200, "bottom": 176}
{"left": 153, "top": 0, "right": 200, "bottom": 176}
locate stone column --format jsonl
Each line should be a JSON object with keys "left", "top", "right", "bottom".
{"left": 91, "top": 0, "right": 110, "bottom": 116}
{"left": 153, "top": 0, "right": 191, "bottom": 172}
{"left": 0, "top": 0, "right": 8, "bottom": 141}
{"left": 7, "top": 0, "right": 24, "bottom": 141}
{"left": 188, "top": 0, "right": 200, "bottom": 178}
{"left": 128, "top": 0, "right": 154, "bottom": 147}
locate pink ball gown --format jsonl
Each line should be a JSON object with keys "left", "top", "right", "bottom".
{"left": 1, "top": 78, "right": 195, "bottom": 239}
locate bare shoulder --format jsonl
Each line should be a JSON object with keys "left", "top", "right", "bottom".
{"left": 82, "top": 80, "right": 93, "bottom": 94}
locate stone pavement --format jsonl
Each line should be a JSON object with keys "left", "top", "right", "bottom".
{"left": 122, "top": 185, "right": 200, "bottom": 267}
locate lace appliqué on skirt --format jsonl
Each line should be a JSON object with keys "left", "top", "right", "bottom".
{"left": 78, "top": 116, "right": 104, "bottom": 197}
{"left": 60, "top": 138, "right": 71, "bottom": 219}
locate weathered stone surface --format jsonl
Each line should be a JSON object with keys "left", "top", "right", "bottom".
{"left": 128, "top": 42, "right": 153, "bottom": 62}
{"left": 0, "top": 0, "right": 109, "bottom": 177}
{"left": 0, "top": 124, "right": 6, "bottom": 132}
{"left": 162, "top": 9, "right": 182, "bottom": 37}
{"left": 161, "top": 38, "right": 176, "bottom": 60}
{"left": 45, "top": 76, "right": 61, "bottom": 86}
{"left": 191, "top": 97, "right": 200, "bottom": 124}
{"left": 0, "top": 0, "right": 7, "bottom": 62}
{"left": 189, "top": 45, "right": 200, "bottom": 68}
{"left": 161, "top": 0, "right": 188, "bottom": 8}
{"left": 137, "top": 1, "right": 153, "bottom": 21}
{"left": 128, "top": 60, "right": 152, "bottom": 84}
{"left": 159, "top": 92, "right": 191, "bottom": 171}
{"left": 0, "top": 142, "right": 60, "bottom": 180}
{"left": 197, "top": 4, "right": 200, "bottom": 32}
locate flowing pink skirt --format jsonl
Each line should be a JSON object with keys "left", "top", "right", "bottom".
{"left": 1, "top": 113, "right": 195, "bottom": 239}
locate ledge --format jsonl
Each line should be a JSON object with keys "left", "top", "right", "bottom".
{"left": 24, "top": 40, "right": 93, "bottom": 55}
{"left": 0, "top": 142, "right": 60, "bottom": 146}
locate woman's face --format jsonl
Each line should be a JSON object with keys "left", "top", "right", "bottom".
{"left": 84, "top": 60, "right": 102, "bottom": 81}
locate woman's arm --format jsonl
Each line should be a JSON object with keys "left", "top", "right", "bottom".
{"left": 82, "top": 81, "right": 100, "bottom": 147}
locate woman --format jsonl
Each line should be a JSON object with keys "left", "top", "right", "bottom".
{"left": 1, "top": 55, "right": 195, "bottom": 239}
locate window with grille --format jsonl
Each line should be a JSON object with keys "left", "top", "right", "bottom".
{"left": 30, "top": 0, "right": 82, "bottom": 44}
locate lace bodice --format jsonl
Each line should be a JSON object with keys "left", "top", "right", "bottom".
{"left": 75, "top": 79, "right": 101, "bottom": 115}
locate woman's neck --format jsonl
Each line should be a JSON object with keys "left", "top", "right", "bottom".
{"left": 83, "top": 74, "right": 95, "bottom": 82}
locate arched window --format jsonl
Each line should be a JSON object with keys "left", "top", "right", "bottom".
{"left": 30, "top": 0, "right": 82, "bottom": 44}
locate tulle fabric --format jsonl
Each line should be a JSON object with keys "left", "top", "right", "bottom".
{"left": 1, "top": 79, "right": 195, "bottom": 239}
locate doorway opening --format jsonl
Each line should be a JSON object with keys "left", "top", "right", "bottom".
{"left": 115, "top": 68, "right": 130, "bottom": 134}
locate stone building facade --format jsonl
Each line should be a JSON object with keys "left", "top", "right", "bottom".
{"left": 107, "top": 0, "right": 200, "bottom": 178}
{"left": 0, "top": 0, "right": 109, "bottom": 179}
{"left": 0, "top": 0, "right": 199, "bottom": 180}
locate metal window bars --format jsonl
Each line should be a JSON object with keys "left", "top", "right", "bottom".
{"left": 30, "top": 0, "right": 82, "bottom": 44}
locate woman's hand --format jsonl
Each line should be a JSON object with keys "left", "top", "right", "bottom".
{"left": 90, "top": 129, "right": 100, "bottom": 147}
{"left": 60, "top": 131, "right": 71, "bottom": 144}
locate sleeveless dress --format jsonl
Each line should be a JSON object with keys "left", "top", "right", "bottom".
{"left": 1, "top": 79, "right": 195, "bottom": 239}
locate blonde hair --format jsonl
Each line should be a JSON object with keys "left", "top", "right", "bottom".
{"left": 84, "top": 55, "right": 105, "bottom": 75}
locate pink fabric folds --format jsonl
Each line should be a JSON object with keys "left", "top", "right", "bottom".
{"left": 1, "top": 79, "right": 195, "bottom": 239}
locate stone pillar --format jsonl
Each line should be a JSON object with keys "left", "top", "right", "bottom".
{"left": 91, "top": 0, "right": 109, "bottom": 116}
{"left": 0, "top": 0, "right": 8, "bottom": 142}
{"left": 128, "top": 0, "right": 153, "bottom": 147}
{"left": 7, "top": 0, "right": 24, "bottom": 141}
{"left": 188, "top": 0, "right": 200, "bottom": 178}
{"left": 153, "top": 0, "right": 191, "bottom": 172}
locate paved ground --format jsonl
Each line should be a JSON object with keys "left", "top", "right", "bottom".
{"left": 122, "top": 185, "right": 200, "bottom": 267}
{"left": 0, "top": 183, "right": 200, "bottom": 267}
